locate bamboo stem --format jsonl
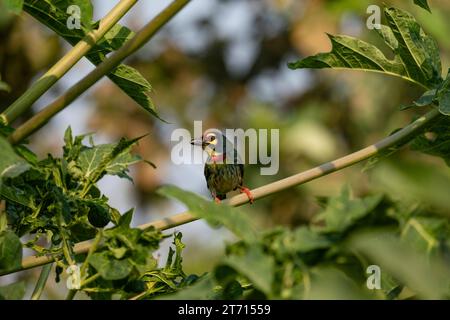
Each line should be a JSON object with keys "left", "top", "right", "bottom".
{"left": 0, "top": 108, "right": 440, "bottom": 277}
{"left": 1, "top": 0, "right": 139, "bottom": 125}
{"left": 8, "top": 0, "right": 191, "bottom": 144}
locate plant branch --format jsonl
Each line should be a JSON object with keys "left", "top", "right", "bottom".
{"left": 30, "top": 263, "right": 53, "bottom": 300}
{"left": 7, "top": 0, "right": 191, "bottom": 144}
{"left": 0, "top": 107, "right": 441, "bottom": 276}
{"left": 0, "top": 0, "right": 139, "bottom": 125}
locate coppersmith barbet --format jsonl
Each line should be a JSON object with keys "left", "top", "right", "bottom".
{"left": 191, "top": 129, "right": 254, "bottom": 204}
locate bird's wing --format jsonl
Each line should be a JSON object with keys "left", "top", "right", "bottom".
{"left": 238, "top": 163, "right": 244, "bottom": 186}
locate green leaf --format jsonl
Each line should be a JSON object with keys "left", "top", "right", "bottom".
{"left": 411, "top": 117, "right": 450, "bottom": 166}
{"left": 0, "top": 281, "right": 25, "bottom": 300}
{"left": 0, "top": 136, "right": 30, "bottom": 181}
{"left": 306, "top": 267, "right": 372, "bottom": 300}
{"left": 276, "top": 227, "right": 332, "bottom": 254}
{"left": 76, "top": 136, "right": 143, "bottom": 183}
{"left": 23, "top": 0, "right": 161, "bottom": 119}
{"left": 88, "top": 251, "right": 133, "bottom": 280}
{"left": 159, "top": 276, "right": 216, "bottom": 300}
{"left": 400, "top": 217, "right": 447, "bottom": 253}
{"left": 2, "top": 0, "right": 24, "bottom": 14}
{"left": 434, "top": 70, "right": 450, "bottom": 115}
{"left": 223, "top": 245, "right": 274, "bottom": 296}
{"left": 0, "top": 230, "right": 22, "bottom": 273}
{"left": 413, "top": 0, "right": 431, "bottom": 12}
{"left": 158, "top": 185, "right": 258, "bottom": 243}
{"left": 312, "top": 186, "right": 383, "bottom": 234}
{"left": 349, "top": 230, "right": 450, "bottom": 299}
{"left": 288, "top": 7, "right": 442, "bottom": 89}
{"left": 411, "top": 89, "right": 437, "bottom": 109}
{"left": 118, "top": 208, "right": 134, "bottom": 227}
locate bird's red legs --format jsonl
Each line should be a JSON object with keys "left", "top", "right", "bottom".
{"left": 239, "top": 186, "right": 254, "bottom": 204}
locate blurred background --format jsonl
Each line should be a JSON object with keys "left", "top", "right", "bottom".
{"left": 1, "top": 0, "right": 450, "bottom": 299}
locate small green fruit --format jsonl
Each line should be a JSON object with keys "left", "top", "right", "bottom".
{"left": 88, "top": 204, "right": 111, "bottom": 228}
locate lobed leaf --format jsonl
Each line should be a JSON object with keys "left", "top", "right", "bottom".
{"left": 312, "top": 186, "right": 383, "bottom": 234}
{"left": 289, "top": 7, "right": 442, "bottom": 89}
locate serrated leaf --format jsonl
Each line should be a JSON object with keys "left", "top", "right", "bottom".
{"left": 157, "top": 185, "right": 257, "bottom": 243}
{"left": 278, "top": 227, "right": 332, "bottom": 254}
{"left": 312, "top": 186, "right": 383, "bottom": 233}
{"left": 413, "top": 0, "right": 431, "bottom": 12}
{"left": 23, "top": 0, "right": 161, "bottom": 119}
{"left": 76, "top": 136, "right": 142, "bottom": 183}
{"left": 0, "top": 281, "right": 25, "bottom": 300}
{"left": 88, "top": 251, "right": 133, "bottom": 280}
{"left": 0, "top": 230, "right": 22, "bottom": 273}
{"left": 289, "top": 7, "right": 442, "bottom": 89}
{"left": 223, "top": 245, "right": 274, "bottom": 296}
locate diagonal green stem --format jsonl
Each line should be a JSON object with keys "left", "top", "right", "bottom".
{"left": 7, "top": 0, "right": 191, "bottom": 144}
{"left": 30, "top": 263, "right": 53, "bottom": 300}
{"left": 0, "top": 107, "right": 441, "bottom": 276}
{"left": 0, "top": 0, "right": 139, "bottom": 125}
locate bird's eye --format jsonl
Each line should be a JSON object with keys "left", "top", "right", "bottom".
{"left": 210, "top": 135, "right": 216, "bottom": 141}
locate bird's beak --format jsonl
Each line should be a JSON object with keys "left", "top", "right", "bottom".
{"left": 191, "top": 138, "right": 206, "bottom": 147}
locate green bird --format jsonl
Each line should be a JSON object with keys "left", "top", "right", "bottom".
{"left": 191, "top": 129, "right": 254, "bottom": 204}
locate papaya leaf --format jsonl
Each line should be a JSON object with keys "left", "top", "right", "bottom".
{"left": 223, "top": 244, "right": 274, "bottom": 296}
{"left": 349, "top": 230, "right": 450, "bottom": 299}
{"left": 76, "top": 136, "right": 143, "bottom": 183}
{"left": 88, "top": 251, "right": 133, "bottom": 280}
{"left": 23, "top": 0, "right": 160, "bottom": 119}
{"left": 158, "top": 185, "right": 257, "bottom": 243}
{"left": 289, "top": 7, "right": 442, "bottom": 89}
{"left": 312, "top": 186, "right": 384, "bottom": 234}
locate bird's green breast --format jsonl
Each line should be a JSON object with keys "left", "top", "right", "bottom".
{"left": 205, "top": 162, "right": 242, "bottom": 195}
